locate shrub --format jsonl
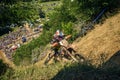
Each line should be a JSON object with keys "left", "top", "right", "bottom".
{"left": 0, "top": 60, "right": 9, "bottom": 76}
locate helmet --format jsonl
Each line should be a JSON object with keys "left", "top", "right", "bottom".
{"left": 56, "top": 30, "right": 60, "bottom": 35}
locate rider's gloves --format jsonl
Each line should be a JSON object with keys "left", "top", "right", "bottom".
{"left": 59, "top": 41, "right": 63, "bottom": 46}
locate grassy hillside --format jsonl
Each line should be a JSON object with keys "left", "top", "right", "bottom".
{"left": 73, "top": 12, "right": 120, "bottom": 67}
{"left": 1, "top": 0, "right": 120, "bottom": 79}
{"left": 1, "top": 11, "right": 120, "bottom": 80}
{"left": 13, "top": 0, "right": 120, "bottom": 66}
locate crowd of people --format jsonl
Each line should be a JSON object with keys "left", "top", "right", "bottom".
{"left": 0, "top": 27, "right": 28, "bottom": 59}
{"left": 0, "top": 23, "right": 43, "bottom": 60}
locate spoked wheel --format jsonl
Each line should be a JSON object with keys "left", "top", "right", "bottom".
{"left": 67, "top": 47, "right": 85, "bottom": 63}
{"left": 61, "top": 47, "right": 79, "bottom": 62}
{"left": 74, "top": 54, "right": 85, "bottom": 63}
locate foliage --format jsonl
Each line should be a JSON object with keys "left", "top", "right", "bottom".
{"left": 44, "top": 0, "right": 119, "bottom": 41}
{"left": 61, "top": 0, "right": 119, "bottom": 21}
{"left": 61, "top": 22, "right": 78, "bottom": 41}
{"left": 39, "top": 8, "right": 45, "bottom": 18}
{"left": 0, "top": 0, "right": 33, "bottom": 4}
{"left": 0, "top": 0, "right": 18, "bottom": 4}
{"left": 45, "top": 6, "right": 77, "bottom": 29}
{"left": 13, "top": 30, "right": 53, "bottom": 65}
{"left": 39, "top": 0, "right": 60, "bottom": 2}
{"left": 0, "top": 1, "right": 46, "bottom": 35}
{"left": 0, "top": 69, "right": 13, "bottom": 80}
{"left": 2, "top": 62, "right": 120, "bottom": 80}
{"left": 0, "top": 60, "right": 8, "bottom": 76}
{"left": 0, "top": 27, "right": 13, "bottom": 36}
{"left": 4, "top": 62, "right": 63, "bottom": 80}
{"left": 0, "top": 2, "right": 41, "bottom": 27}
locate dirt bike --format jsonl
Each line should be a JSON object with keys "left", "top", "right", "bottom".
{"left": 44, "top": 35, "right": 85, "bottom": 65}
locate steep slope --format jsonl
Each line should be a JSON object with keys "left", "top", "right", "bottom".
{"left": 73, "top": 13, "right": 120, "bottom": 66}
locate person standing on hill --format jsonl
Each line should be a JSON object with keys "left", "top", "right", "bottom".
{"left": 22, "top": 35, "right": 27, "bottom": 43}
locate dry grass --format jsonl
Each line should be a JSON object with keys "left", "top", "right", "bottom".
{"left": 73, "top": 12, "right": 120, "bottom": 66}
{"left": 0, "top": 50, "right": 15, "bottom": 68}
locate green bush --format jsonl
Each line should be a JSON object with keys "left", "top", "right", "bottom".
{"left": 0, "top": 60, "right": 9, "bottom": 76}
{"left": 13, "top": 30, "right": 54, "bottom": 65}
{"left": 61, "top": 0, "right": 119, "bottom": 21}
{"left": 61, "top": 22, "right": 77, "bottom": 41}
{"left": 0, "top": 0, "right": 47, "bottom": 26}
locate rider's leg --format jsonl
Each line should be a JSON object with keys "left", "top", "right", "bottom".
{"left": 54, "top": 48, "right": 59, "bottom": 62}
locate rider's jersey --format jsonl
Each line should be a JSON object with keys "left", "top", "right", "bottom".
{"left": 51, "top": 30, "right": 65, "bottom": 49}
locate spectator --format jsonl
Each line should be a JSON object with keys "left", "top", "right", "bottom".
{"left": 22, "top": 35, "right": 27, "bottom": 43}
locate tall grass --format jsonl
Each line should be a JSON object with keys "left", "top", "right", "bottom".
{"left": 2, "top": 59, "right": 120, "bottom": 80}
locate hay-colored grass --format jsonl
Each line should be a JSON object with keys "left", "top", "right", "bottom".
{"left": 73, "top": 13, "right": 120, "bottom": 65}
